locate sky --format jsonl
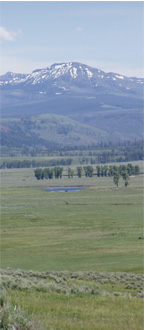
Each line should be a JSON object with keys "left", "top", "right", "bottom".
{"left": 0, "top": 1, "right": 144, "bottom": 77}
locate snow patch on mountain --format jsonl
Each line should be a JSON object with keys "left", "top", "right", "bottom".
{"left": 70, "top": 67, "right": 77, "bottom": 78}
{"left": 115, "top": 75, "right": 124, "bottom": 80}
{"left": 85, "top": 67, "right": 93, "bottom": 78}
{"left": 49, "top": 63, "right": 73, "bottom": 79}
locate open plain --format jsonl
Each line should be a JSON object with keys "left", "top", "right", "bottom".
{"left": 0, "top": 161, "right": 144, "bottom": 329}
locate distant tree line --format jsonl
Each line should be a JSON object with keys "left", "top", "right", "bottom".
{"left": 53, "top": 139, "right": 143, "bottom": 163}
{"left": 79, "top": 148, "right": 143, "bottom": 164}
{"left": 0, "top": 158, "right": 73, "bottom": 169}
{"left": 34, "top": 164, "right": 140, "bottom": 180}
{"left": 2, "top": 139, "right": 143, "bottom": 163}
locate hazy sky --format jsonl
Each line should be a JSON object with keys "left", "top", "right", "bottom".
{"left": 0, "top": 1, "right": 144, "bottom": 77}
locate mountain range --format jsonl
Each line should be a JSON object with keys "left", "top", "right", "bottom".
{"left": 0, "top": 62, "right": 144, "bottom": 149}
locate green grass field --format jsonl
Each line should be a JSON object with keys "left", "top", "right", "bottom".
{"left": 0, "top": 162, "right": 144, "bottom": 329}
{"left": 1, "top": 269, "right": 143, "bottom": 330}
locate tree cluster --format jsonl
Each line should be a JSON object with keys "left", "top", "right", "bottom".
{"left": 67, "top": 166, "right": 93, "bottom": 178}
{"left": 34, "top": 167, "right": 63, "bottom": 180}
{"left": 83, "top": 166, "right": 94, "bottom": 177}
{"left": 113, "top": 171, "right": 129, "bottom": 188}
{"left": 96, "top": 164, "right": 140, "bottom": 188}
{"left": 96, "top": 164, "right": 140, "bottom": 177}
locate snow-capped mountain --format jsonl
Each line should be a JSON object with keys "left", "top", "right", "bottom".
{"left": 0, "top": 62, "right": 143, "bottom": 98}
{"left": 0, "top": 62, "right": 144, "bottom": 146}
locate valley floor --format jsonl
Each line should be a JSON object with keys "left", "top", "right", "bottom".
{"left": 0, "top": 162, "right": 144, "bottom": 329}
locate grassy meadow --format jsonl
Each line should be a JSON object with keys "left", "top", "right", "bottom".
{"left": 0, "top": 161, "right": 144, "bottom": 329}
